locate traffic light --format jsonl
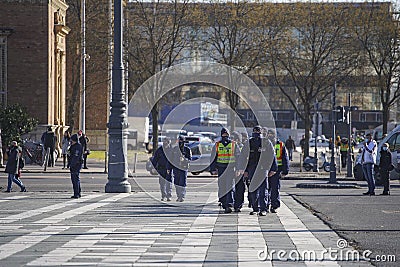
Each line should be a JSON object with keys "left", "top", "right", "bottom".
{"left": 336, "top": 106, "right": 346, "bottom": 123}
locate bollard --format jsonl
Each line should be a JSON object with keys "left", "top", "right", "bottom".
{"left": 132, "top": 152, "right": 137, "bottom": 173}
{"left": 104, "top": 151, "right": 108, "bottom": 174}
{"left": 338, "top": 154, "right": 341, "bottom": 174}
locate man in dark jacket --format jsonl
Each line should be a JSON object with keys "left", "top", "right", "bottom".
{"left": 0, "top": 128, "right": 4, "bottom": 168}
{"left": 41, "top": 127, "right": 56, "bottom": 167}
{"left": 68, "top": 134, "right": 83, "bottom": 198}
{"left": 285, "top": 136, "right": 296, "bottom": 161}
{"left": 267, "top": 129, "right": 289, "bottom": 213}
{"left": 151, "top": 137, "right": 173, "bottom": 201}
{"left": 5, "top": 141, "right": 26, "bottom": 192}
{"left": 171, "top": 136, "right": 191, "bottom": 202}
{"left": 78, "top": 130, "right": 89, "bottom": 169}
{"left": 379, "top": 143, "right": 392, "bottom": 195}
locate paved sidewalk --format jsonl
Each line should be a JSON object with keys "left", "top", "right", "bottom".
{"left": 0, "top": 189, "right": 372, "bottom": 266}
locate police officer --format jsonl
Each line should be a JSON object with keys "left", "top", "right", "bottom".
{"left": 239, "top": 126, "right": 277, "bottom": 216}
{"left": 151, "top": 137, "right": 173, "bottom": 201}
{"left": 171, "top": 136, "right": 191, "bottom": 202}
{"left": 210, "top": 128, "right": 241, "bottom": 213}
{"left": 267, "top": 129, "right": 289, "bottom": 213}
{"left": 338, "top": 137, "right": 349, "bottom": 168}
{"left": 68, "top": 134, "right": 83, "bottom": 198}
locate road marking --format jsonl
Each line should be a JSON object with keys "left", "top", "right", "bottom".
{"left": 277, "top": 201, "right": 341, "bottom": 266}
{"left": 168, "top": 192, "right": 218, "bottom": 267}
{"left": 0, "top": 195, "right": 29, "bottom": 202}
{"left": 0, "top": 194, "right": 130, "bottom": 262}
{"left": 0, "top": 194, "right": 102, "bottom": 224}
{"left": 238, "top": 211, "right": 272, "bottom": 267}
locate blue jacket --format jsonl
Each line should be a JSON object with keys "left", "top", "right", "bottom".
{"left": 68, "top": 142, "right": 83, "bottom": 172}
{"left": 151, "top": 145, "right": 172, "bottom": 171}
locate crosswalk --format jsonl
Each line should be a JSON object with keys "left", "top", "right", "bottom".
{"left": 0, "top": 192, "right": 372, "bottom": 266}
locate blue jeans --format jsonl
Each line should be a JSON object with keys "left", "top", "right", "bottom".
{"left": 7, "top": 173, "right": 24, "bottom": 191}
{"left": 248, "top": 179, "right": 268, "bottom": 212}
{"left": 362, "top": 163, "right": 375, "bottom": 193}
{"left": 70, "top": 170, "right": 81, "bottom": 197}
{"left": 288, "top": 148, "right": 294, "bottom": 161}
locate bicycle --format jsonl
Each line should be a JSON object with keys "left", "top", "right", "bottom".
{"left": 21, "top": 141, "right": 44, "bottom": 166}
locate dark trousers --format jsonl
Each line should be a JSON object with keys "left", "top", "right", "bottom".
{"left": 248, "top": 179, "right": 267, "bottom": 212}
{"left": 380, "top": 170, "right": 390, "bottom": 193}
{"left": 234, "top": 176, "right": 245, "bottom": 210}
{"left": 340, "top": 151, "right": 347, "bottom": 168}
{"left": 267, "top": 173, "right": 281, "bottom": 209}
{"left": 70, "top": 170, "right": 81, "bottom": 197}
{"left": 83, "top": 154, "right": 88, "bottom": 168}
{"left": 217, "top": 167, "right": 234, "bottom": 209}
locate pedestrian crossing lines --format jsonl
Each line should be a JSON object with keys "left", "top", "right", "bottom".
{"left": 0, "top": 192, "right": 372, "bottom": 266}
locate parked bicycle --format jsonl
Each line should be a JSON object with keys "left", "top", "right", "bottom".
{"left": 22, "top": 140, "right": 44, "bottom": 166}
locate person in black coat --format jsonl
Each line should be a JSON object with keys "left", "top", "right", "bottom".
{"left": 379, "top": 143, "right": 392, "bottom": 195}
{"left": 5, "top": 141, "right": 26, "bottom": 192}
{"left": 151, "top": 137, "right": 173, "bottom": 201}
{"left": 68, "top": 134, "right": 83, "bottom": 198}
{"left": 41, "top": 127, "right": 56, "bottom": 167}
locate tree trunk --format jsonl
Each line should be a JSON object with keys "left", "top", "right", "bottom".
{"left": 151, "top": 102, "right": 159, "bottom": 156}
{"left": 382, "top": 106, "right": 390, "bottom": 135}
{"left": 304, "top": 116, "right": 312, "bottom": 158}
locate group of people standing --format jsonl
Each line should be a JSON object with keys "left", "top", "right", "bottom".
{"left": 152, "top": 126, "right": 290, "bottom": 216}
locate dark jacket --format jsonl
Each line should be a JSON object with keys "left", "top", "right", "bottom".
{"left": 171, "top": 144, "right": 192, "bottom": 171}
{"left": 68, "top": 142, "right": 83, "bottom": 172}
{"left": 41, "top": 130, "right": 56, "bottom": 149}
{"left": 238, "top": 133, "right": 275, "bottom": 172}
{"left": 285, "top": 138, "right": 296, "bottom": 150}
{"left": 152, "top": 145, "right": 172, "bottom": 171}
{"left": 379, "top": 149, "right": 392, "bottom": 172}
{"left": 210, "top": 138, "right": 241, "bottom": 172}
{"left": 5, "top": 146, "right": 20, "bottom": 174}
{"left": 79, "top": 135, "right": 89, "bottom": 152}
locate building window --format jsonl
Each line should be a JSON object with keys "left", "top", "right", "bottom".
{"left": 0, "top": 36, "right": 7, "bottom": 108}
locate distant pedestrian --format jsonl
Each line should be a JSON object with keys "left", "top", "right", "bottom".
{"left": 285, "top": 136, "right": 296, "bottom": 161}
{"left": 78, "top": 130, "right": 90, "bottom": 169}
{"left": 41, "top": 127, "right": 56, "bottom": 167}
{"left": 5, "top": 141, "right": 26, "bottom": 193}
{"left": 0, "top": 128, "right": 4, "bottom": 168}
{"left": 151, "top": 137, "right": 173, "bottom": 201}
{"left": 379, "top": 143, "right": 392, "bottom": 196}
{"left": 338, "top": 137, "right": 349, "bottom": 168}
{"left": 68, "top": 134, "right": 83, "bottom": 198}
{"left": 299, "top": 135, "right": 306, "bottom": 154}
{"left": 361, "top": 133, "right": 377, "bottom": 196}
{"left": 61, "top": 131, "right": 71, "bottom": 169}
{"left": 171, "top": 136, "right": 191, "bottom": 202}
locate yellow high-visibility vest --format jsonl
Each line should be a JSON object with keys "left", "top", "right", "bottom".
{"left": 340, "top": 143, "right": 349, "bottom": 152}
{"left": 275, "top": 142, "right": 283, "bottom": 166}
{"left": 216, "top": 141, "right": 236, "bottom": 164}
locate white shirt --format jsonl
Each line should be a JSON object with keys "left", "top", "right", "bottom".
{"left": 362, "top": 140, "right": 377, "bottom": 164}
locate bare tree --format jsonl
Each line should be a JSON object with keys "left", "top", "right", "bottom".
{"left": 354, "top": 2, "right": 400, "bottom": 135}
{"left": 265, "top": 3, "right": 360, "bottom": 157}
{"left": 125, "top": 0, "right": 195, "bottom": 153}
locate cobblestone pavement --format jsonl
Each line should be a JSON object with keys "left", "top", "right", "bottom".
{"left": 0, "top": 188, "right": 372, "bottom": 266}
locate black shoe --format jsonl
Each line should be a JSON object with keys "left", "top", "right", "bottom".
{"left": 369, "top": 192, "right": 375, "bottom": 196}
{"left": 71, "top": 195, "right": 79, "bottom": 199}
{"left": 270, "top": 207, "right": 277, "bottom": 213}
{"left": 83, "top": 166, "right": 88, "bottom": 169}
{"left": 20, "top": 187, "right": 27, "bottom": 192}
{"left": 234, "top": 208, "right": 241, "bottom": 213}
{"left": 258, "top": 211, "right": 267, "bottom": 216}
{"left": 362, "top": 192, "right": 371, "bottom": 195}
{"left": 249, "top": 211, "right": 257, "bottom": 215}
{"left": 381, "top": 192, "right": 390, "bottom": 195}
{"left": 224, "top": 207, "right": 232, "bottom": 213}
{"left": 5, "top": 190, "right": 11, "bottom": 193}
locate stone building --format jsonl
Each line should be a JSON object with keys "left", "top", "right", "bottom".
{"left": 0, "top": 0, "right": 70, "bottom": 144}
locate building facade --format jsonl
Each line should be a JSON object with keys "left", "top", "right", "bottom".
{"left": 0, "top": 0, "right": 70, "bottom": 144}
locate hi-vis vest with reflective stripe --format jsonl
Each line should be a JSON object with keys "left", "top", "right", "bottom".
{"left": 340, "top": 143, "right": 349, "bottom": 152}
{"left": 216, "top": 141, "right": 236, "bottom": 164}
{"left": 275, "top": 142, "right": 283, "bottom": 166}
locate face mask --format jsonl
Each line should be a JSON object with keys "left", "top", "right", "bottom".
{"left": 383, "top": 147, "right": 388, "bottom": 151}
{"left": 252, "top": 132, "right": 261, "bottom": 138}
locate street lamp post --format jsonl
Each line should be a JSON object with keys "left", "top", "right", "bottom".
{"left": 80, "top": 0, "right": 86, "bottom": 133}
{"left": 329, "top": 83, "right": 337, "bottom": 183}
{"left": 346, "top": 93, "right": 353, "bottom": 178}
{"left": 105, "top": 0, "right": 131, "bottom": 193}
{"left": 313, "top": 101, "right": 319, "bottom": 172}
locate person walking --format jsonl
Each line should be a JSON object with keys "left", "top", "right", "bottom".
{"left": 171, "top": 136, "right": 191, "bottom": 202}
{"left": 61, "top": 131, "right": 71, "bottom": 169}
{"left": 151, "top": 137, "right": 173, "bottom": 201}
{"left": 284, "top": 135, "right": 296, "bottom": 161}
{"left": 267, "top": 130, "right": 289, "bottom": 213}
{"left": 78, "top": 130, "right": 90, "bottom": 169}
{"left": 210, "top": 128, "right": 241, "bottom": 213}
{"left": 238, "top": 126, "right": 277, "bottom": 216}
{"left": 299, "top": 135, "right": 306, "bottom": 159}
{"left": 41, "top": 127, "right": 56, "bottom": 167}
{"left": 5, "top": 141, "right": 26, "bottom": 192}
{"left": 68, "top": 134, "right": 83, "bottom": 198}
{"left": 0, "top": 128, "right": 4, "bottom": 168}
{"left": 379, "top": 143, "right": 392, "bottom": 196}
{"left": 361, "top": 133, "right": 377, "bottom": 196}
{"left": 231, "top": 131, "right": 246, "bottom": 212}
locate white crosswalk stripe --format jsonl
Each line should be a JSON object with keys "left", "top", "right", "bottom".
{"left": 0, "top": 195, "right": 29, "bottom": 203}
